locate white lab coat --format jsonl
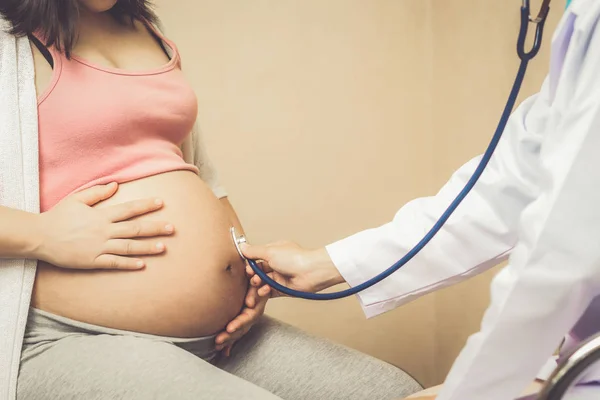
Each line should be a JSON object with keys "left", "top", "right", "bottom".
{"left": 326, "top": 1, "right": 600, "bottom": 399}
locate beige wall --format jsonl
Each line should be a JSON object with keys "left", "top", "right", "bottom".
{"left": 156, "top": 0, "right": 562, "bottom": 388}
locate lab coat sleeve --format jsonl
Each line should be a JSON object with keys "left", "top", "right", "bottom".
{"left": 326, "top": 89, "right": 548, "bottom": 318}
{"left": 437, "top": 27, "right": 600, "bottom": 400}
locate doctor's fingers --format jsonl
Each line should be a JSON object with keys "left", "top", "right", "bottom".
{"left": 240, "top": 243, "right": 268, "bottom": 261}
{"left": 245, "top": 259, "right": 272, "bottom": 278}
{"left": 240, "top": 241, "right": 290, "bottom": 263}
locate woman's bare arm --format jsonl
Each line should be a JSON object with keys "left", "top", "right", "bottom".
{"left": 0, "top": 183, "right": 175, "bottom": 269}
{"left": 0, "top": 206, "right": 43, "bottom": 259}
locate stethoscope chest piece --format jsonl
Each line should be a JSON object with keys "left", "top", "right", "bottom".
{"left": 230, "top": 227, "right": 248, "bottom": 260}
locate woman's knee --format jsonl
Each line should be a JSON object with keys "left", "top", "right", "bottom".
{"left": 220, "top": 316, "right": 422, "bottom": 400}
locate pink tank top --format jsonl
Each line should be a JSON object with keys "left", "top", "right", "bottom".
{"left": 35, "top": 24, "right": 199, "bottom": 212}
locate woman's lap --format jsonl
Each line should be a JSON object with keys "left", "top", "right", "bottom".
{"left": 17, "top": 312, "right": 421, "bottom": 400}
{"left": 18, "top": 334, "right": 280, "bottom": 400}
{"left": 218, "top": 316, "right": 423, "bottom": 400}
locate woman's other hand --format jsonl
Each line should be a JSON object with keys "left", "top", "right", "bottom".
{"left": 33, "top": 182, "right": 174, "bottom": 270}
{"left": 215, "top": 284, "right": 269, "bottom": 357}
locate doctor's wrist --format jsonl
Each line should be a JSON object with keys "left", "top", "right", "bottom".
{"left": 306, "top": 248, "right": 345, "bottom": 292}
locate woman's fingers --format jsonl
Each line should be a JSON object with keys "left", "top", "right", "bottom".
{"left": 216, "top": 305, "right": 264, "bottom": 347}
{"left": 110, "top": 221, "right": 174, "bottom": 238}
{"left": 215, "top": 331, "right": 231, "bottom": 347}
{"left": 249, "top": 273, "right": 275, "bottom": 297}
{"left": 104, "top": 198, "right": 164, "bottom": 222}
{"left": 104, "top": 239, "right": 166, "bottom": 256}
{"left": 251, "top": 275, "right": 262, "bottom": 286}
{"left": 72, "top": 182, "right": 118, "bottom": 206}
{"left": 257, "top": 284, "right": 272, "bottom": 297}
{"left": 215, "top": 331, "right": 244, "bottom": 351}
{"left": 248, "top": 259, "right": 273, "bottom": 286}
{"left": 93, "top": 254, "right": 146, "bottom": 270}
{"left": 245, "top": 286, "right": 259, "bottom": 308}
{"left": 215, "top": 301, "right": 268, "bottom": 354}
{"left": 226, "top": 306, "right": 260, "bottom": 334}
{"left": 216, "top": 317, "right": 252, "bottom": 351}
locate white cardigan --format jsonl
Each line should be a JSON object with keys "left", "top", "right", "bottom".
{"left": 0, "top": 17, "right": 226, "bottom": 400}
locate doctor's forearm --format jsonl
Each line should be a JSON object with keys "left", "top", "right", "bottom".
{"left": 306, "top": 247, "right": 346, "bottom": 291}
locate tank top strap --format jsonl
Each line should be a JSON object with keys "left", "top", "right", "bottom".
{"left": 28, "top": 31, "right": 62, "bottom": 71}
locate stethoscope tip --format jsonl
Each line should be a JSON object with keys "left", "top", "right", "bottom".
{"left": 230, "top": 227, "right": 248, "bottom": 260}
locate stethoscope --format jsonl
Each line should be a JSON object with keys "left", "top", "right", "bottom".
{"left": 232, "top": 0, "right": 552, "bottom": 300}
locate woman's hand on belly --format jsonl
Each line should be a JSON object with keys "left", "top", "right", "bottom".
{"left": 35, "top": 182, "right": 174, "bottom": 270}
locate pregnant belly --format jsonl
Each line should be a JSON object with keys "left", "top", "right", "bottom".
{"left": 32, "top": 171, "right": 248, "bottom": 338}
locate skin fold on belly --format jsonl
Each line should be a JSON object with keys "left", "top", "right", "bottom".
{"left": 32, "top": 171, "right": 248, "bottom": 338}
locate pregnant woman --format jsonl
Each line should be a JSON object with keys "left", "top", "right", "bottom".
{"left": 0, "top": 1, "right": 422, "bottom": 399}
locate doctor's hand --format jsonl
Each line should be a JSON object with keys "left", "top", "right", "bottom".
{"left": 241, "top": 242, "right": 345, "bottom": 297}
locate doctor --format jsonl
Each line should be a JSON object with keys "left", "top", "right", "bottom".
{"left": 228, "top": 0, "right": 600, "bottom": 399}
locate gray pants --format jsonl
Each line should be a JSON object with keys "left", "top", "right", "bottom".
{"left": 18, "top": 308, "right": 422, "bottom": 400}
